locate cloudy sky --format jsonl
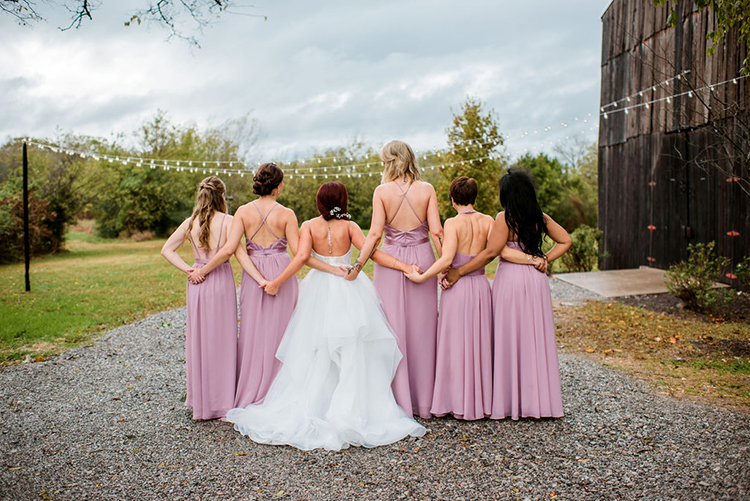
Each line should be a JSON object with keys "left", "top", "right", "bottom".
{"left": 1, "top": 0, "right": 612, "bottom": 162}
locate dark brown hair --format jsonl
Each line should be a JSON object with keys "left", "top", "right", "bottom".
{"left": 253, "top": 163, "right": 284, "bottom": 196}
{"left": 449, "top": 176, "right": 478, "bottom": 206}
{"left": 316, "top": 182, "right": 350, "bottom": 221}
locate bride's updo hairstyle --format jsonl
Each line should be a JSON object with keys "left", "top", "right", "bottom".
{"left": 449, "top": 176, "right": 478, "bottom": 206}
{"left": 316, "top": 182, "right": 351, "bottom": 221}
{"left": 499, "top": 166, "right": 547, "bottom": 258}
{"left": 188, "top": 176, "right": 227, "bottom": 251}
{"left": 381, "top": 140, "right": 421, "bottom": 184}
{"left": 253, "top": 162, "right": 284, "bottom": 196}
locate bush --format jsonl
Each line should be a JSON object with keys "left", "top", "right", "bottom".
{"left": 0, "top": 181, "right": 63, "bottom": 263}
{"left": 558, "top": 224, "right": 601, "bottom": 272}
{"left": 735, "top": 255, "right": 750, "bottom": 289}
{"left": 665, "top": 242, "right": 735, "bottom": 313}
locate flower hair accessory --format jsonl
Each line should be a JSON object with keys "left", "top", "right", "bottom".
{"left": 329, "top": 206, "right": 351, "bottom": 220}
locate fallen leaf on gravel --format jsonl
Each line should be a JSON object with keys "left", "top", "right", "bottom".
{"left": 274, "top": 490, "right": 285, "bottom": 497}
{"left": 577, "top": 459, "right": 588, "bottom": 462}
{"left": 669, "top": 337, "right": 677, "bottom": 344}
{"left": 40, "top": 490, "right": 53, "bottom": 500}
{"left": 8, "top": 466, "right": 22, "bottom": 471}
{"left": 586, "top": 348, "right": 595, "bottom": 353}
{"left": 235, "top": 453, "right": 246, "bottom": 456}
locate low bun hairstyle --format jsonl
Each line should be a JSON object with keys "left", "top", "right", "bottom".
{"left": 253, "top": 163, "right": 284, "bottom": 196}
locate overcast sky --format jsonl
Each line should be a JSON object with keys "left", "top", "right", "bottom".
{"left": 0, "top": 0, "right": 612, "bottom": 162}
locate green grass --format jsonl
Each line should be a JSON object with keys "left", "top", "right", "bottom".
{"left": 0, "top": 230, "right": 197, "bottom": 363}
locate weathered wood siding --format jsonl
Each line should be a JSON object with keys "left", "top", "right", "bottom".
{"left": 599, "top": 0, "right": 749, "bottom": 276}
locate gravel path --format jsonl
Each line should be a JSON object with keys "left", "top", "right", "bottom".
{"left": 1, "top": 280, "right": 748, "bottom": 500}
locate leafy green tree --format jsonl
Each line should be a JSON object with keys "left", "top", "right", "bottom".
{"left": 438, "top": 97, "right": 504, "bottom": 220}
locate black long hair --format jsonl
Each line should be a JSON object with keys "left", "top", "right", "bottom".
{"left": 499, "top": 167, "right": 547, "bottom": 258}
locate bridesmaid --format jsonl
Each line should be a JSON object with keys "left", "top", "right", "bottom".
{"left": 444, "top": 167, "right": 571, "bottom": 420}
{"left": 161, "top": 176, "right": 239, "bottom": 420}
{"left": 405, "top": 177, "right": 540, "bottom": 420}
{"left": 346, "top": 140, "right": 443, "bottom": 418}
{"left": 189, "top": 163, "right": 302, "bottom": 407}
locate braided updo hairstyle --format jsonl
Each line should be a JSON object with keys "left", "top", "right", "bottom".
{"left": 253, "top": 163, "right": 284, "bottom": 196}
{"left": 188, "top": 176, "right": 227, "bottom": 251}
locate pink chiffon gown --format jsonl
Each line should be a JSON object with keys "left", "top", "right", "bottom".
{"left": 185, "top": 213, "right": 238, "bottom": 420}
{"left": 373, "top": 185, "right": 438, "bottom": 418}
{"left": 430, "top": 253, "right": 493, "bottom": 420}
{"left": 235, "top": 203, "right": 299, "bottom": 408}
{"left": 490, "top": 241, "right": 564, "bottom": 420}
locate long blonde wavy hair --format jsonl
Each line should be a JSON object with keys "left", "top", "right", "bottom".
{"left": 381, "top": 140, "right": 421, "bottom": 184}
{"left": 187, "top": 176, "right": 227, "bottom": 251}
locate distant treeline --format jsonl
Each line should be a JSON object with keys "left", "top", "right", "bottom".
{"left": 0, "top": 100, "right": 597, "bottom": 263}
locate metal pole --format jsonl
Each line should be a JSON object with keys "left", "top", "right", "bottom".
{"left": 23, "top": 141, "right": 30, "bottom": 292}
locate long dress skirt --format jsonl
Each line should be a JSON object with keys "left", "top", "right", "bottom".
{"left": 185, "top": 260, "right": 238, "bottom": 420}
{"left": 430, "top": 253, "right": 493, "bottom": 420}
{"left": 373, "top": 222, "right": 438, "bottom": 418}
{"left": 490, "top": 242, "right": 564, "bottom": 420}
{"left": 226, "top": 250, "right": 425, "bottom": 451}
{"left": 235, "top": 240, "right": 299, "bottom": 408}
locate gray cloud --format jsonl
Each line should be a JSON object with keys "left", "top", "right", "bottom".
{"left": 0, "top": 0, "right": 610, "bottom": 159}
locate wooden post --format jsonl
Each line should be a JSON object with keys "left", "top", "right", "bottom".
{"left": 23, "top": 141, "right": 30, "bottom": 292}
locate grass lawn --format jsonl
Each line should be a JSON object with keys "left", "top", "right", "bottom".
{"left": 555, "top": 300, "right": 750, "bottom": 409}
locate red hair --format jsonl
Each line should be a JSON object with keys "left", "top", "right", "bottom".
{"left": 316, "top": 182, "right": 350, "bottom": 220}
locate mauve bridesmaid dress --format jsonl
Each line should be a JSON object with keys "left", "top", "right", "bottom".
{"left": 373, "top": 184, "right": 437, "bottom": 418}
{"left": 234, "top": 203, "right": 299, "bottom": 408}
{"left": 185, "top": 214, "right": 238, "bottom": 420}
{"left": 430, "top": 252, "right": 493, "bottom": 420}
{"left": 490, "top": 241, "right": 564, "bottom": 420}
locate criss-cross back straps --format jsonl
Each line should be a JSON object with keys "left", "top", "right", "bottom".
{"left": 249, "top": 202, "right": 281, "bottom": 241}
{"left": 388, "top": 181, "right": 423, "bottom": 225}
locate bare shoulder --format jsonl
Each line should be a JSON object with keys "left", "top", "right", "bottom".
{"left": 278, "top": 205, "right": 298, "bottom": 222}
{"left": 417, "top": 180, "right": 436, "bottom": 193}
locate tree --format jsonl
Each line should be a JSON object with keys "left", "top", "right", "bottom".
{"left": 653, "top": 0, "right": 750, "bottom": 74}
{"left": 438, "top": 98, "right": 504, "bottom": 220}
{"left": 1, "top": 0, "right": 265, "bottom": 45}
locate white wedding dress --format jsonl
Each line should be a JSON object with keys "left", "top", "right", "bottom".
{"left": 225, "top": 250, "right": 426, "bottom": 451}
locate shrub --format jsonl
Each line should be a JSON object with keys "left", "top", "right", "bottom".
{"left": 665, "top": 242, "right": 735, "bottom": 313}
{"left": 558, "top": 224, "right": 601, "bottom": 272}
{"left": 0, "top": 181, "right": 62, "bottom": 263}
{"left": 735, "top": 255, "right": 750, "bottom": 289}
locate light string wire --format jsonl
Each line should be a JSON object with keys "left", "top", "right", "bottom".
{"left": 601, "top": 73, "right": 748, "bottom": 119}
{"left": 24, "top": 139, "right": 501, "bottom": 180}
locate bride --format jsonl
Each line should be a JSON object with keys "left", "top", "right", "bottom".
{"left": 225, "top": 181, "right": 426, "bottom": 450}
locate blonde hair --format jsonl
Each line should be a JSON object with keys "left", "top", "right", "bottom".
{"left": 188, "top": 176, "right": 227, "bottom": 251}
{"left": 380, "top": 140, "right": 421, "bottom": 184}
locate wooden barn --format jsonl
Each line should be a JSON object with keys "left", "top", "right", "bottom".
{"left": 598, "top": 0, "right": 749, "bottom": 278}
